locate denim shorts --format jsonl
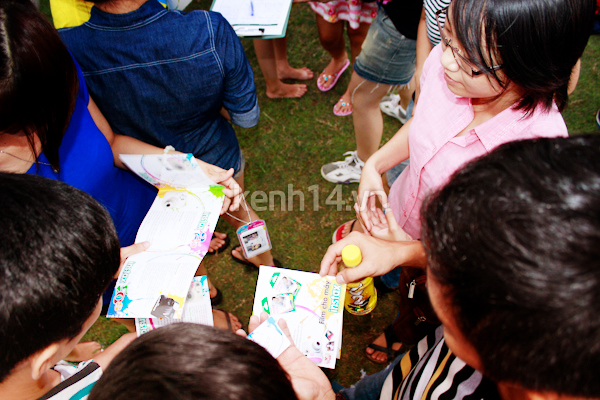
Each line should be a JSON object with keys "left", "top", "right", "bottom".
{"left": 353, "top": 10, "right": 417, "bottom": 86}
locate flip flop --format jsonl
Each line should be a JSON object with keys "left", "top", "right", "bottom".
{"left": 231, "top": 246, "right": 282, "bottom": 271}
{"left": 317, "top": 59, "right": 350, "bottom": 92}
{"left": 333, "top": 97, "right": 353, "bottom": 117}
{"left": 332, "top": 220, "right": 356, "bottom": 244}
{"left": 365, "top": 325, "right": 402, "bottom": 364}
{"left": 207, "top": 234, "right": 230, "bottom": 255}
{"left": 210, "top": 287, "right": 223, "bottom": 306}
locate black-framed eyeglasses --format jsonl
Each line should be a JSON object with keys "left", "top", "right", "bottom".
{"left": 435, "top": 6, "right": 502, "bottom": 77}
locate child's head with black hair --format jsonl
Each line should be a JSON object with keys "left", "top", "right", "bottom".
{"left": 89, "top": 323, "right": 298, "bottom": 400}
{"left": 422, "top": 135, "right": 600, "bottom": 398}
{"left": 0, "top": 172, "right": 120, "bottom": 383}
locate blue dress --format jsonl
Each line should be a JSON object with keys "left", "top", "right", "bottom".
{"left": 27, "top": 59, "right": 157, "bottom": 248}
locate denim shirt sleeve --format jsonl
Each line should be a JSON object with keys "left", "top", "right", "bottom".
{"left": 211, "top": 12, "right": 260, "bottom": 128}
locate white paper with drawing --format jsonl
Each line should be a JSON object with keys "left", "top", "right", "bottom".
{"left": 107, "top": 154, "right": 225, "bottom": 319}
{"left": 135, "top": 276, "right": 214, "bottom": 336}
{"left": 252, "top": 266, "right": 345, "bottom": 369}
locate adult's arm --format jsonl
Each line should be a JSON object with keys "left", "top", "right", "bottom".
{"left": 87, "top": 97, "right": 241, "bottom": 212}
{"left": 215, "top": 14, "right": 260, "bottom": 128}
{"left": 357, "top": 118, "right": 412, "bottom": 231}
{"left": 320, "top": 232, "right": 427, "bottom": 284}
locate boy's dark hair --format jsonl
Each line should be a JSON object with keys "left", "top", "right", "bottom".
{"left": 0, "top": 0, "right": 78, "bottom": 172}
{"left": 89, "top": 323, "right": 299, "bottom": 400}
{"left": 450, "top": 0, "right": 594, "bottom": 113}
{"left": 0, "top": 173, "right": 120, "bottom": 382}
{"left": 422, "top": 136, "right": 600, "bottom": 397}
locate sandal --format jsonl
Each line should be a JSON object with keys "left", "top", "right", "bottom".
{"left": 333, "top": 97, "right": 353, "bottom": 117}
{"left": 332, "top": 220, "right": 356, "bottom": 244}
{"left": 317, "top": 59, "right": 350, "bottom": 92}
{"left": 365, "top": 325, "right": 402, "bottom": 364}
{"left": 231, "top": 246, "right": 282, "bottom": 271}
{"left": 210, "top": 287, "right": 223, "bottom": 306}
{"left": 379, "top": 94, "right": 408, "bottom": 124}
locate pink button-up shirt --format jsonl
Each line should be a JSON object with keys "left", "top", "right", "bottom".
{"left": 389, "top": 44, "right": 568, "bottom": 239}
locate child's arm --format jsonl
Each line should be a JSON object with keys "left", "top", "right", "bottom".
{"left": 357, "top": 118, "right": 412, "bottom": 232}
{"left": 93, "top": 333, "right": 137, "bottom": 370}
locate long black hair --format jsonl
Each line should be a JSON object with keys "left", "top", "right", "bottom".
{"left": 0, "top": 0, "right": 78, "bottom": 172}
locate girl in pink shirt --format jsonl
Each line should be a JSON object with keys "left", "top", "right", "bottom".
{"left": 344, "top": 0, "right": 595, "bottom": 364}
{"left": 354, "top": 0, "right": 594, "bottom": 243}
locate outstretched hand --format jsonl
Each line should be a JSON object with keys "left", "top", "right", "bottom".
{"left": 238, "top": 313, "right": 335, "bottom": 400}
{"left": 195, "top": 159, "right": 242, "bottom": 213}
{"left": 357, "top": 204, "right": 413, "bottom": 242}
{"left": 356, "top": 163, "right": 388, "bottom": 233}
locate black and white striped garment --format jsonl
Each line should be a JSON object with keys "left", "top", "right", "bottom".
{"left": 424, "top": 0, "right": 452, "bottom": 46}
{"left": 380, "top": 326, "right": 501, "bottom": 400}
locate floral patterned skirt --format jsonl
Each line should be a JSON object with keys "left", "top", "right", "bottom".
{"left": 309, "top": 0, "right": 378, "bottom": 29}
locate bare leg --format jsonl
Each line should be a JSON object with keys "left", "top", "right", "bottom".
{"left": 331, "top": 22, "right": 370, "bottom": 114}
{"left": 253, "top": 39, "right": 307, "bottom": 98}
{"left": 223, "top": 171, "right": 275, "bottom": 267}
{"left": 316, "top": 17, "right": 349, "bottom": 91}
{"left": 346, "top": 21, "right": 370, "bottom": 63}
{"left": 352, "top": 78, "right": 391, "bottom": 162}
{"left": 273, "top": 37, "right": 313, "bottom": 81}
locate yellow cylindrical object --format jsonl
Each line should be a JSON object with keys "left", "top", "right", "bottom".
{"left": 341, "top": 245, "right": 377, "bottom": 315}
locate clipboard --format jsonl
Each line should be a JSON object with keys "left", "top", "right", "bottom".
{"left": 210, "top": 0, "right": 293, "bottom": 39}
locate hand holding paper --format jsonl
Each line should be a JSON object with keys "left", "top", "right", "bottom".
{"left": 246, "top": 313, "right": 336, "bottom": 400}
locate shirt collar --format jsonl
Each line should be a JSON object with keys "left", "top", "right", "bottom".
{"left": 87, "top": 0, "right": 167, "bottom": 29}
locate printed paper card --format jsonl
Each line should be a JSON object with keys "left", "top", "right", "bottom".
{"left": 252, "top": 266, "right": 345, "bottom": 369}
{"left": 108, "top": 154, "right": 225, "bottom": 319}
{"left": 246, "top": 316, "right": 292, "bottom": 359}
{"left": 135, "top": 276, "right": 214, "bottom": 335}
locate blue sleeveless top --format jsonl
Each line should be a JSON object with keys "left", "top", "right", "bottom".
{"left": 27, "top": 59, "right": 156, "bottom": 247}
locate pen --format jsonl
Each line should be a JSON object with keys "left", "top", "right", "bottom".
{"left": 232, "top": 24, "right": 277, "bottom": 26}
{"left": 250, "top": 0, "right": 254, "bottom": 16}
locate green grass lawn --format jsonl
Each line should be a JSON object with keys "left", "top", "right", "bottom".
{"left": 40, "top": 0, "right": 600, "bottom": 387}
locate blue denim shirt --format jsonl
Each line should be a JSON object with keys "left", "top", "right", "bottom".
{"left": 59, "top": 0, "right": 259, "bottom": 172}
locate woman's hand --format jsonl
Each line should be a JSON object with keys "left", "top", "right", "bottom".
{"left": 320, "top": 232, "right": 426, "bottom": 284}
{"left": 195, "top": 159, "right": 242, "bottom": 213}
{"left": 359, "top": 205, "right": 413, "bottom": 242}
{"left": 356, "top": 161, "right": 388, "bottom": 233}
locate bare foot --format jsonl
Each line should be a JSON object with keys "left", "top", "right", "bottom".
{"left": 278, "top": 66, "right": 314, "bottom": 81}
{"left": 365, "top": 332, "right": 402, "bottom": 363}
{"left": 333, "top": 92, "right": 353, "bottom": 116}
{"left": 208, "top": 231, "right": 227, "bottom": 253}
{"left": 212, "top": 309, "right": 242, "bottom": 332}
{"left": 266, "top": 82, "right": 308, "bottom": 99}
{"left": 317, "top": 57, "right": 350, "bottom": 91}
{"left": 64, "top": 341, "right": 102, "bottom": 362}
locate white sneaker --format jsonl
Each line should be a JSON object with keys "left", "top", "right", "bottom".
{"left": 380, "top": 94, "right": 407, "bottom": 124}
{"left": 321, "top": 150, "right": 364, "bottom": 183}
